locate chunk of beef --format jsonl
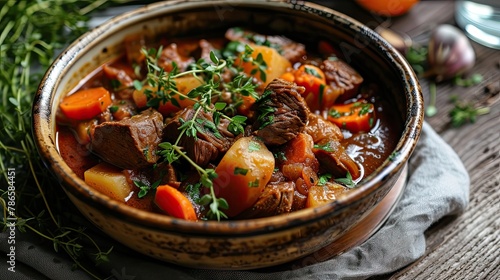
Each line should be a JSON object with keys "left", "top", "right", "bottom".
{"left": 304, "top": 113, "right": 343, "bottom": 143}
{"left": 198, "top": 39, "right": 216, "bottom": 62}
{"left": 252, "top": 78, "right": 310, "bottom": 146}
{"left": 305, "top": 113, "right": 360, "bottom": 180}
{"left": 163, "top": 106, "right": 234, "bottom": 167}
{"left": 102, "top": 64, "right": 134, "bottom": 88}
{"left": 266, "top": 36, "right": 306, "bottom": 64}
{"left": 225, "top": 28, "right": 306, "bottom": 63}
{"left": 237, "top": 181, "right": 295, "bottom": 219}
{"left": 321, "top": 59, "right": 364, "bottom": 102}
{"left": 124, "top": 162, "right": 180, "bottom": 191}
{"left": 159, "top": 43, "right": 195, "bottom": 72}
{"left": 90, "top": 108, "right": 164, "bottom": 170}
{"left": 313, "top": 139, "right": 361, "bottom": 180}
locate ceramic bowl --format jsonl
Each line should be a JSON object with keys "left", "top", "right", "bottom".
{"left": 33, "top": 0, "right": 423, "bottom": 269}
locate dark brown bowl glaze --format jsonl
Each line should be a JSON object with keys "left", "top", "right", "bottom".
{"left": 33, "top": 0, "right": 423, "bottom": 269}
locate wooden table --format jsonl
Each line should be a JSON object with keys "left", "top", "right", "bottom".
{"left": 310, "top": 0, "right": 499, "bottom": 279}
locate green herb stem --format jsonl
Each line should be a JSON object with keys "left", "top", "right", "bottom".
{"left": 1, "top": 1, "right": 128, "bottom": 277}
{"left": 426, "top": 81, "right": 437, "bottom": 117}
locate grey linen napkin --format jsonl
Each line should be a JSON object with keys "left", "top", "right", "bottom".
{"left": 0, "top": 122, "right": 469, "bottom": 279}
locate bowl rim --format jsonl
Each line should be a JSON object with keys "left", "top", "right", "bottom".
{"left": 33, "top": 0, "right": 423, "bottom": 236}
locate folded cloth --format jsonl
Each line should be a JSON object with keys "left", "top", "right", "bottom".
{"left": 0, "top": 122, "right": 469, "bottom": 279}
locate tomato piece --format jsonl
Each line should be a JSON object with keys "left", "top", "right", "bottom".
{"left": 327, "top": 101, "right": 376, "bottom": 133}
{"left": 59, "top": 87, "right": 112, "bottom": 120}
{"left": 154, "top": 185, "right": 197, "bottom": 221}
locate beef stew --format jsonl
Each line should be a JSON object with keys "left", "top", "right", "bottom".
{"left": 56, "top": 27, "right": 402, "bottom": 221}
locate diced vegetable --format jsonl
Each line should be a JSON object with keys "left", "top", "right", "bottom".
{"left": 280, "top": 133, "right": 319, "bottom": 171}
{"left": 327, "top": 101, "right": 376, "bottom": 133}
{"left": 281, "top": 64, "right": 340, "bottom": 111}
{"left": 290, "top": 65, "right": 326, "bottom": 96}
{"left": 59, "top": 87, "right": 112, "bottom": 120}
{"left": 306, "top": 182, "right": 346, "bottom": 208}
{"left": 154, "top": 185, "right": 197, "bottom": 221}
{"left": 213, "top": 137, "right": 275, "bottom": 217}
{"left": 240, "top": 45, "right": 291, "bottom": 86}
{"left": 133, "top": 75, "right": 202, "bottom": 115}
{"left": 237, "top": 95, "right": 256, "bottom": 116}
{"left": 84, "top": 162, "right": 132, "bottom": 201}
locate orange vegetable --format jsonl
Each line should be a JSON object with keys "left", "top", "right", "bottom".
{"left": 154, "top": 185, "right": 197, "bottom": 221}
{"left": 60, "top": 87, "right": 112, "bottom": 120}
{"left": 237, "top": 95, "right": 256, "bottom": 116}
{"left": 318, "top": 40, "right": 342, "bottom": 57}
{"left": 355, "top": 0, "right": 419, "bottom": 16}
{"left": 281, "top": 64, "right": 340, "bottom": 111}
{"left": 292, "top": 65, "right": 326, "bottom": 96}
{"left": 327, "top": 101, "right": 375, "bottom": 133}
{"left": 280, "top": 133, "right": 319, "bottom": 171}
{"left": 279, "top": 72, "right": 295, "bottom": 83}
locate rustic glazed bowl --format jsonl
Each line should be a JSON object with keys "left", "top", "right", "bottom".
{"left": 33, "top": 0, "right": 423, "bottom": 269}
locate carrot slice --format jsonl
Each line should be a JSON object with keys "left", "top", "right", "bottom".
{"left": 237, "top": 95, "right": 256, "bottom": 116}
{"left": 280, "top": 64, "right": 340, "bottom": 111}
{"left": 327, "top": 101, "right": 376, "bottom": 133}
{"left": 154, "top": 185, "right": 197, "bottom": 221}
{"left": 292, "top": 64, "right": 327, "bottom": 97}
{"left": 60, "top": 87, "right": 112, "bottom": 120}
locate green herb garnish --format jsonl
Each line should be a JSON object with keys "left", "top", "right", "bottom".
{"left": 142, "top": 46, "right": 262, "bottom": 220}
{"left": 314, "top": 142, "right": 335, "bottom": 152}
{"left": 317, "top": 173, "right": 333, "bottom": 186}
{"left": 134, "top": 179, "right": 161, "bottom": 198}
{"left": 0, "top": 0, "right": 127, "bottom": 277}
{"left": 248, "top": 140, "right": 261, "bottom": 152}
{"left": 234, "top": 167, "right": 249, "bottom": 176}
{"left": 449, "top": 96, "right": 490, "bottom": 127}
{"left": 334, "top": 172, "right": 356, "bottom": 188}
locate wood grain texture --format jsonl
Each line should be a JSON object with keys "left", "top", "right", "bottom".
{"left": 311, "top": 1, "right": 500, "bottom": 279}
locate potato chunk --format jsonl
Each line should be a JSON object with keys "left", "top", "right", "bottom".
{"left": 132, "top": 75, "right": 202, "bottom": 116}
{"left": 213, "top": 137, "right": 275, "bottom": 217}
{"left": 306, "top": 182, "right": 347, "bottom": 208}
{"left": 241, "top": 45, "right": 291, "bottom": 87}
{"left": 84, "top": 162, "right": 132, "bottom": 202}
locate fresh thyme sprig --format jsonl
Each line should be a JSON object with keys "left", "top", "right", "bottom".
{"left": 138, "top": 44, "right": 261, "bottom": 220}
{"left": 1, "top": 1, "right": 128, "bottom": 278}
